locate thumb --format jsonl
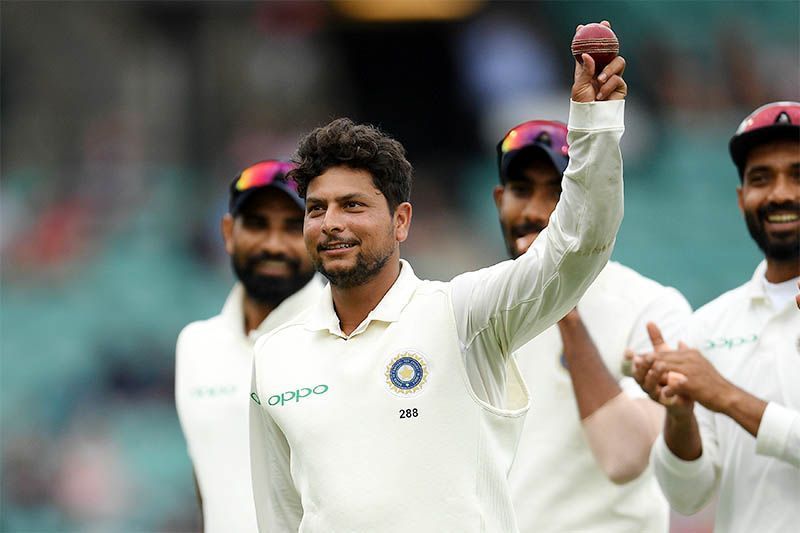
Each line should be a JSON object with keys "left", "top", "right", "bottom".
{"left": 647, "top": 322, "right": 671, "bottom": 352}
{"left": 575, "top": 53, "right": 596, "bottom": 81}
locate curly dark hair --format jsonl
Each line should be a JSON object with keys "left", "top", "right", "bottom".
{"left": 288, "top": 118, "right": 413, "bottom": 212}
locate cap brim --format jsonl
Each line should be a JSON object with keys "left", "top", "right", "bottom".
{"left": 500, "top": 144, "right": 569, "bottom": 183}
{"left": 729, "top": 124, "right": 800, "bottom": 171}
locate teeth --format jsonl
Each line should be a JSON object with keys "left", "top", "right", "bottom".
{"left": 767, "top": 213, "right": 799, "bottom": 223}
{"left": 325, "top": 243, "right": 353, "bottom": 250}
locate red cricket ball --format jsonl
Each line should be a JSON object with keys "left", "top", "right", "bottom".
{"left": 571, "top": 23, "right": 619, "bottom": 73}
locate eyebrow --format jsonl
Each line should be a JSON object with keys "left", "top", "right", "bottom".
{"left": 305, "top": 192, "right": 374, "bottom": 205}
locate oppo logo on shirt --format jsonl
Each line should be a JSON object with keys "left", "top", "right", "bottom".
{"left": 703, "top": 334, "right": 758, "bottom": 351}
{"left": 250, "top": 384, "right": 329, "bottom": 407}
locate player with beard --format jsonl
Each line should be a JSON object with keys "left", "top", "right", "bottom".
{"left": 493, "top": 120, "right": 691, "bottom": 532}
{"left": 633, "top": 102, "right": 800, "bottom": 533}
{"left": 175, "top": 160, "right": 323, "bottom": 533}
{"left": 249, "top": 26, "right": 628, "bottom": 532}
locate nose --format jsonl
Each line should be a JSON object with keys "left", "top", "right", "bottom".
{"left": 260, "top": 229, "right": 288, "bottom": 255}
{"left": 768, "top": 172, "right": 799, "bottom": 204}
{"left": 521, "top": 191, "right": 552, "bottom": 227}
{"left": 320, "top": 206, "right": 345, "bottom": 236}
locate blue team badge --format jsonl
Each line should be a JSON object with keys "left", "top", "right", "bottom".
{"left": 385, "top": 352, "right": 428, "bottom": 396}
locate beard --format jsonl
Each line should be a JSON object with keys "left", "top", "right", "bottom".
{"left": 744, "top": 202, "right": 800, "bottom": 262}
{"left": 314, "top": 234, "right": 395, "bottom": 289}
{"left": 232, "top": 252, "right": 314, "bottom": 307}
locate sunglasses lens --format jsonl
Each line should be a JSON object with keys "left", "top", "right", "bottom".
{"left": 236, "top": 161, "right": 297, "bottom": 192}
{"left": 501, "top": 122, "right": 568, "bottom": 156}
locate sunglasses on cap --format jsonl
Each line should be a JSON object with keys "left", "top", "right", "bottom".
{"left": 497, "top": 120, "right": 569, "bottom": 181}
{"left": 233, "top": 160, "right": 298, "bottom": 193}
{"left": 229, "top": 160, "right": 302, "bottom": 214}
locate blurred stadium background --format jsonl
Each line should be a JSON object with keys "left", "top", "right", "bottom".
{"left": 2, "top": 1, "right": 798, "bottom": 531}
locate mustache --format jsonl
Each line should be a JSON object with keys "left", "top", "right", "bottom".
{"left": 511, "top": 221, "right": 547, "bottom": 239}
{"left": 245, "top": 252, "right": 300, "bottom": 271}
{"left": 759, "top": 202, "right": 800, "bottom": 218}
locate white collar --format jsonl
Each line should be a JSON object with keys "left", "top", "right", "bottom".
{"left": 221, "top": 276, "right": 325, "bottom": 338}
{"left": 304, "top": 259, "right": 420, "bottom": 338}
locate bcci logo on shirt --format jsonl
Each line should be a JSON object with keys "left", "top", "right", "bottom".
{"left": 385, "top": 351, "right": 428, "bottom": 397}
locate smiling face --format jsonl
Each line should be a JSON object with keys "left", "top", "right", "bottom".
{"left": 737, "top": 138, "right": 800, "bottom": 263}
{"left": 222, "top": 188, "right": 314, "bottom": 306}
{"left": 494, "top": 151, "right": 562, "bottom": 259}
{"left": 304, "top": 166, "right": 411, "bottom": 288}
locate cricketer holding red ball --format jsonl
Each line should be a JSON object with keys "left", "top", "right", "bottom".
{"left": 249, "top": 23, "right": 628, "bottom": 532}
{"left": 634, "top": 102, "right": 800, "bottom": 533}
{"left": 495, "top": 114, "right": 691, "bottom": 531}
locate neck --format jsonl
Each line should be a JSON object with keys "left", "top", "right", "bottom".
{"left": 764, "top": 257, "right": 800, "bottom": 283}
{"left": 331, "top": 254, "right": 401, "bottom": 336}
{"left": 242, "top": 294, "right": 274, "bottom": 334}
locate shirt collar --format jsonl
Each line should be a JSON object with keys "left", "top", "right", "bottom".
{"left": 304, "top": 259, "right": 420, "bottom": 337}
{"left": 221, "top": 276, "right": 325, "bottom": 340}
{"left": 746, "top": 260, "right": 769, "bottom": 303}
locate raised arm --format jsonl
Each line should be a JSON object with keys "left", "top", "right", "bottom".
{"left": 453, "top": 33, "right": 627, "bottom": 365}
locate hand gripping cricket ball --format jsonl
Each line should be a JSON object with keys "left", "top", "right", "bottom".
{"left": 571, "top": 23, "right": 619, "bottom": 72}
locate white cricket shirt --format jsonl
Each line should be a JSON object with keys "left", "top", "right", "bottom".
{"left": 509, "top": 261, "right": 691, "bottom": 533}
{"left": 652, "top": 261, "right": 800, "bottom": 533}
{"left": 175, "top": 278, "right": 323, "bottom": 533}
{"left": 250, "top": 100, "right": 626, "bottom": 532}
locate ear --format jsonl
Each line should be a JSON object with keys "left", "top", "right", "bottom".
{"left": 221, "top": 214, "right": 235, "bottom": 256}
{"left": 736, "top": 185, "right": 744, "bottom": 214}
{"left": 493, "top": 185, "right": 505, "bottom": 212}
{"left": 393, "top": 202, "right": 413, "bottom": 243}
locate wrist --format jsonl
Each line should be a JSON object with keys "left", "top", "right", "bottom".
{"left": 666, "top": 405, "right": 694, "bottom": 424}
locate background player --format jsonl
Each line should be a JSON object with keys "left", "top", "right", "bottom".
{"left": 249, "top": 23, "right": 628, "bottom": 531}
{"left": 175, "top": 160, "right": 323, "bottom": 532}
{"left": 634, "top": 102, "right": 800, "bottom": 532}
{"left": 494, "top": 120, "right": 691, "bottom": 532}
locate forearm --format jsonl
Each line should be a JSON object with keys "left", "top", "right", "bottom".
{"left": 664, "top": 410, "right": 703, "bottom": 461}
{"left": 718, "top": 383, "right": 768, "bottom": 438}
{"left": 559, "top": 315, "right": 621, "bottom": 419}
{"left": 582, "top": 395, "right": 664, "bottom": 483}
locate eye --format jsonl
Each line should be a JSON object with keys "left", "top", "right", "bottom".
{"left": 307, "top": 205, "right": 325, "bottom": 217}
{"left": 242, "top": 215, "right": 267, "bottom": 229}
{"left": 344, "top": 201, "right": 365, "bottom": 210}
{"left": 509, "top": 183, "right": 532, "bottom": 197}
{"left": 746, "top": 172, "right": 769, "bottom": 186}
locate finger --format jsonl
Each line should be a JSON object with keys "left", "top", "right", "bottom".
{"left": 643, "top": 365, "right": 666, "bottom": 395}
{"left": 576, "top": 24, "right": 584, "bottom": 31}
{"left": 666, "top": 371, "right": 687, "bottom": 389}
{"left": 579, "top": 53, "right": 596, "bottom": 79}
{"left": 647, "top": 322, "right": 671, "bottom": 352}
{"left": 597, "top": 56, "right": 626, "bottom": 82}
{"left": 600, "top": 20, "right": 611, "bottom": 28}
{"left": 597, "top": 74, "right": 626, "bottom": 101}
{"left": 678, "top": 341, "right": 690, "bottom": 350}
{"left": 631, "top": 354, "right": 653, "bottom": 384}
